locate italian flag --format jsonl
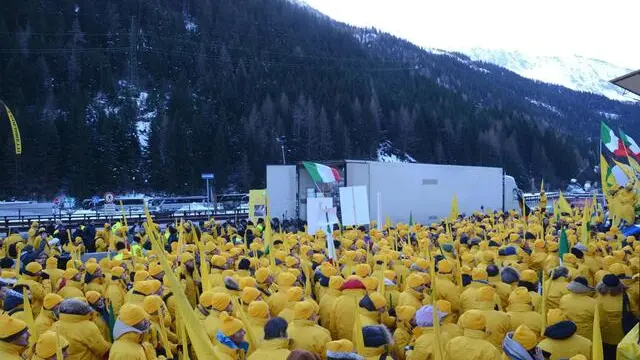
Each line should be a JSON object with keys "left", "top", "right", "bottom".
{"left": 303, "top": 161, "right": 341, "bottom": 183}
{"left": 601, "top": 121, "right": 627, "bottom": 158}
{"left": 620, "top": 129, "right": 640, "bottom": 160}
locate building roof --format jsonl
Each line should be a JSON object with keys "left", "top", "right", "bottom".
{"left": 610, "top": 69, "right": 640, "bottom": 97}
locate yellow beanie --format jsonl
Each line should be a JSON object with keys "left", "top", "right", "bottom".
{"left": 85, "top": 291, "right": 101, "bottom": 305}
{"left": 111, "top": 266, "right": 125, "bottom": 278}
{"left": 287, "top": 287, "right": 305, "bottom": 302}
{"left": 329, "top": 276, "right": 344, "bottom": 291}
{"left": 247, "top": 301, "right": 269, "bottom": 318}
{"left": 383, "top": 270, "right": 396, "bottom": 281}
{"left": 255, "top": 268, "right": 271, "bottom": 284}
{"left": 369, "top": 292, "right": 387, "bottom": 309}
{"left": 569, "top": 355, "right": 587, "bottom": 360}
{"left": 509, "top": 287, "right": 532, "bottom": 305}
{"left": 211, "top": 293, "right": 232, "bottom": 312}
{"left": 609, "top": 263, "right": 631, "bottom": 278}
{"left": 63, "top": 268, "right": 79, "bottom": 280}
{"left": 134, "top": 280, "right": 162, "bottom": 296}
{"left": 179, "top": 253, "right": 194, "bottom": 263}
{"left": 285, "top": 256, "right": 298, "bottom": 268}
{"left": 148, "top": 263, "right": 163, "bottom": 277}
{"left": 435, "top": 300, "right": 452, "bottom": 314}
{"left": 143, "top": 295, "right": 164, "bottom": 315}
{"left": 326, "top": 339, "right": 354, "bottom": 353}
{"left": 472, "top": 268, "right": 488, "bottom": 281}
{"left": 0, "top": 314, "right": 27, "bottom": 339}
{"left": 562, "top": 253, "right": 577, "bottom": 264}
{"left": 513, "top": 324, "right": 538, "bottom": 350}
{"left": 133, "top": 271, "right": 150, "bottom": 282}
{"left": 241, "top": 287, "right": 261, "bottom": 304}
{"left": 320, "top": 262, "right": 338, "bottom": 278}
{"left": 438, "top": 260, "right": 454, "bottom": 274}
{"left": 43, "top": 293, "right": 64, "bottom": 310}
{"left": 363, "top": 277, "right": 379, "bottom": 292}
{"left": 396, "top": 306, "right": 417, "bottom": 321}
{"left": 85, "top": 263, "right": 99, "bottom": 275}
{"left": 35, "top": 330, "right": 69, "bottom": 358}
{"left": 294, "top": 300, "right": 316, "bottom": 320}
{"left": 406, "top": 273, "right": 424, "bottom": 288}
{"left": 520, "top": 270, "right": 538, "bottom": 284}
{"left": 25, "top": 262, "right": 43, "bottom": 274}
{"left": 277, "top": 272, "right": 297, "bottom": 287}
{"left": 459, "top": 309, "right": 486, "bottom": 330}
{"left": 199, "top": 291, "right": 216, "bottom": 308}
{"left": 46, "top": 257, "right": 57, "bottom": 269}
{"left": 119, "top": 303, "right": 148, "bottom": 327}
{"left": 547, "top": 242, "right": 559, "bottom": 252}
{"left": 355, "top": 264, "right": 371, "bottom": 278}
{"left": 238, "top": 277, "right": 257, "bottom": 290}
{"left": 219, "top": 311, "right": 244, "bottom": 336}
{"left": 547, "top": 309, "right": 566, "bottom": 326}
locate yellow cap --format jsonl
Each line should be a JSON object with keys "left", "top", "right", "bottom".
{"left": 383, "top": 270, "right": 396, "bottom": 281}
{"left": 438, "top": 260, "right": 454, "bottom": 274}
{"left": 63, "top": 268, "right": 79, "bottom": 280}
{"left": 179, "top": 253, "right": 194, "bottom": 263}
{"left": 285, "top": 256, "right": 298, "bottom": 268}
{"left": 320, "top": 262, "right": 338, "bottom": 278}
{"left": 547, "top": 242, "right": 559, "bottom": 252}
{"left": 287, "top": 286, "right": 305, "bottom": 302}
{"left": 241, "top": 287, "right": 261, "bottom": 304}
{"left": 513, "top": 324, "right": 538, "bottom": 350}
{"left": 396, "top": 306, "right": 417, "bottom": 321}
{"left": 363, "top": 277, "right": 379, "bottom": 292}
{"left": 0, "top": 314, "right": 27, "bottom": 339}
{"left": 45, "top": 257, "right": 57, "bottom": 269}
{"left": 247, "top": 301, "right": 269, "bottom": 318}
{"left": 562, "top": 253, "right": 577, "bottom": 264}
{"left": 476, "top": 286, "right": 496, "bottom": 302}
{"left": 369, "top": 293, "right": 387, "bottom": 309}
{"left": 35, "top": 330, "right": 69, "bottom": 358}
{"left": 85, "top": 291, "right": 101, "bottom": 305}
{"left": 326, "top": 339, "right": 354, "bottom": 353}
{"left": 509, "top": 287, "right": 532, "bottom": 305}
{"left": 133, "top": 270, "right": 150, "bottom": 282}
{"left": 219, "top": 311, "right": 244, "bottom": 336}
{"left": 111, "top": 266, "right": 125, "bottom": 277}
{"left": 239, "top": 277, "right": 257, "bottom": 290}
{"left": 85, "top": 263, "right": 99, "bottom": 275}
{"left": 569, "top": 355, "right": 587, "bottom": 360}
{"left": 459, "top": 310, "right": 486, "bottom": 330}
{"left": 43, "top": 293, "right": 64, "bottom": 310}
{"left": 472, "top": 268, "right": 488, "bottom": 281}
{"left": 211, "top": 293, "right": 232, "bottom": 312}
{"left": 294, "top": 300, "right": 316, "bottom": 320}
{"left": 355, "top": 264, "right": 371, "bottom": 278}
{"left": 521, "top": 270, "right": 538, "bottom": 284}
{"left": 255, "top": 267, "right": 271, "bottom": 284}
{"left": 118, "top": 303, "right": 148, "bottom": 327}
{"left": 406, "top": 273, "right": 424, "bottom": 288}
{"left": 436, "top": 300, "right": 452, "bottom": 314}
{"left": 143, "top": 295, "right": 164, "bottom": 315}
{"left": 211, "top": 255, "right": 226, "bottom": 267}
{"left": 547, "top": 309, "right": 566, "bottom": 326}
{"left": 609, "top": 263, "right": 631, "bottom": 278}
{"left": 134, "top": 280, "right": 162, "bottom": 296}
{"left": 329, "top": 276, "right": 344, "bottom": 291}
{"left": 148, "top": 263, "right": 163, "bottom": 277}
{"left": 277, "top": 272, "right": 297, "bottom": 287}
{"left": 25, "top": 262, "right": 42, "bottom": 274}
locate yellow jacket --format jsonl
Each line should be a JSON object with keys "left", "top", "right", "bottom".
{"left": 406, "top": 327, "right": 452, "bottom": 360}
{"left": 55, "top": 313, "right": 111, "bottom": 360}
{"left": 57, "top": 280, "right": 85, "bottom": 299}
{"left": 398, "top": 289, "right": 425, "bottom": 311}
{"left": 477, "top": 308, "right": 511, "bottom": 350}
{"left": 318, "top": 288, "right": 341, "bottom": 337}
{"left": 247, "top": 316, "right": 268, "bottom": 347}
{"left": 538, "top": 322, "right": 592, "bottom": 360}
{"left": 443, "top": 329, "right": 501, "bottom": 360}
{"left": 247, "top": 338, "right": 291, "bottom": 360}
{"left": 109, "top": 332, "right": 155, "bottom": 360}
{"left": 34, "top": 309, "right": 57, "bottom": 339}
{"left": 506, "top": 303, "right": 543, "bottom": 338}
{"left": 461, "top": 282, "right": 501, "bottom": 313}
{"left": 332, "top": 288, "right": 367, "bottom": 342}
{"left": 288, "top": 319, "right": 332, "bottom": 358}
{"left": 559, "top": 292, "right": 597, "bottom": 340}
{"left": 393, "top": 322, "right": 413, "bottom": 360}
{"left": 106, "top": 281, "right": 127, "bottom": 316}
{"left": 617, "top": 324, "right": 640, "bottom": 360}
{"left": 267, "top": 286, "right": 292, "bottom": 317}
{"left": 213, "top": 342, "right": 247, "bottom": 360}
{"left": 546, "top": 278, "right": 570, "bottom": 310}
{"left": 0, "top": 342, "right": 26, "bottom": 360}
{"left": 15, "top": 277, "right": 45, "bottom": 317}
{"left": 597, "top": 293, "right": 625, "bottom": 345}
{"left": 435, "top": 275, "right": 462, "bottom": 316}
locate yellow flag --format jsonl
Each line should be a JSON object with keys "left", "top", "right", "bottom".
{"left": 557, "top": 192, "right": 573, "bottom": 216}
{"left": 592, "top": 303, "right": 604, "bottom": 360}
{"left": 3, "top": 103, "right": 22, "bottom": 155}
{"left": 540, "top": 270, "right": 553, "bottom": 330}
{"left": 55, "top": 324, "right": 64, "bottom": 360}
{"left": 540, "top": 179, "right": 544, "bottom": 193}
{"left": 157, "top": 305, "right": 174, "bottom": 359}
{"left": 449, "top": 195, "right": 459, "bottom": 221}
{"left": 119, "top": 201, "right": 128, "bottom": 229}
{"left": 430, "top": 260, "right": 444, "bottom": 360}
{"left": 22, "top": 287, "right": 36, "bottom": 342}
{"left": 352, "top": 297, "right": 365, "bottom": 353}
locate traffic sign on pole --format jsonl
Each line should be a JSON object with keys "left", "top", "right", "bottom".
{"left": 104, "top": 192, "right": 115, "bottom": 204}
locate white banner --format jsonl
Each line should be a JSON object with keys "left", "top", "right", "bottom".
{"left": 339, "top": 186, "right": 370, "bottom": 226}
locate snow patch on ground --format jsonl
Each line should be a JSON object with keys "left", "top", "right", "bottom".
{"left": 598, "top": 111, "right": 620, "bottom": 120}
{"left": 526, "top": 97, "right": 563, "bottom": 116}
{"left": 377, "top": 140, "right": 416, "bottom": 163}
{"left": 136, "top": 121, "right": 150, "bottom": 150}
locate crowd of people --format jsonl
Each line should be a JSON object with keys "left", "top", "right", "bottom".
{"left": 0, "top": 204, "right": 638, "bottom": 360}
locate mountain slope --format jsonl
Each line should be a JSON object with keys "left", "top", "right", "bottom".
{"left": 456, "top": 48, "right": 634, "bottom": 101}
{"left": 0, "top": 0, "right": 639, "bottom": 198}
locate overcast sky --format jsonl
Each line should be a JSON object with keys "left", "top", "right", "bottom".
{"left": 302, "top": 0, "right": 640, "bottom": 69}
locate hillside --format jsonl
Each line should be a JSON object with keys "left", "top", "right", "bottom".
{"left": 1, "top": 0, "right": 639, "bottom": 198}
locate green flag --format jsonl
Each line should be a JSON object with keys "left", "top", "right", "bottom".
{"left": 409, "top": 211, "right": 414, "bottom": 226}
{"left": 559, "top": 228, "right": 569, "bottom": 260}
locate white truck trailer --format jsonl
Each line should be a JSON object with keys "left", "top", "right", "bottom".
{"left": 267, "top": 160, "right": 520, "bottom": 224}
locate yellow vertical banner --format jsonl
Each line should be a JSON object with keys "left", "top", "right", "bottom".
{"left": 3, "top": 103, "right": 22, "bottom": 155}
{"left": 248, "top": 189, "right": 266, "bottom": 223}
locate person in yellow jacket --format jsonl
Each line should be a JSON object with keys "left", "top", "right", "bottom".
{"left": 34, "top": 293, "right": 64, "bottom": 338}
{"left": 361, "top": 324, "right": 394, "bottom": 360}
{"left": 247, "top": 317, "right": 291, "bottom": 360}
{"left": 318, "top": 276, "right": 343, "bottom": 337}
{"left": 205, "top": 292, "right": 235, "bottom": 342}
{"left": 0, "top": 314, "right": 30, "bottom": 360}
{"left": 596, "top": 274, "right": 627, "bottom": 358}
{"left": 518, "top": 270, "right": 542, "bottom": 312}
{"left": 357, "top": 293, "right": 388, "bottom": 328}
{"left": 213, "top": 311, "right": 249, "bottom": 360}
{"left": 435, "top": 300, "right": 462, "bottom": 339}
{"left": 434, "top": 260, "right": 462, "bottom": 318}
{"left": 406, "top": 305, "right": 452, "bottom": 360}
{"left": 616, "top": 323, "right": 640, "bottom": 360}
{"left": 85, "top": 291, "right": 111, "bottom": 343}
{"left": 288, "top": 301, "right": 332, "bottom": 358}
{"left": 331, "top": 277, "right": 368, "bottom": 342}
{"left": 83, "top": 263, "right": 105, "bottom": 296}
{"left": 398, "top": 273, "right": 427, "bottom": 310}
{"left": 443, "top": 310, "right": 501, "bottom": 360}
{"left": 460, "top": 268, "right": 501, "bottom": 313}
{"left": 178, "top": 253, "right": 199, "bottom": 308}
{"left": 56, "top": 268, "right": 85, "bottom": 299}
{"left": 109, "top": 303, "right": 156, "bottom": 360}
{"left": 32, "top": 330, "right": 70, "bottom": 360}
{"left": 17, "top": 262, "right": 46, "bottom": 317}
{"left": 559, "top": 276, "right": 597, "bottom": 340}
{"left": 538, "top": 309, "right": 591, "bottom": 360}
{"left": 143, "top": 295, "right": 178, "bottom": 357}
{"left": 128, "top": 280, "right": 163, "bottom": 307}
{"left": 501, "top": 324, "right": 544, "bottom": 360}
{"left": 474, "top": 286, "right": 510, "bottom": 350}
{"left": 54, "top": 298, "right": 111, "bottom": 360}
{"left": 393, "top": 305, "right": 416, "bottom": 360}
{"left": 268, "top": 272, "right": 298, "bottom": 317}
{"left": 326, "top": 339, "right": 363, "bottom": 360}
{"left": 105, "top": 266, "right": 127, "bottom": 316}
{"left": 43, "top": 257, "right": 64, "bottom": 293}
{"left": 546, "top": 267, "right": 570, "bottom": 310}
{"left": 506, "top": 287, "right": 543, "bottom": 338}
{"left": 247, "top": 300, "right": 271, "bottom": 344}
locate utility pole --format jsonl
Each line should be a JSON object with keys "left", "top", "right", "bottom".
{"left": 281, "top": 144, "right": 286, "bottom": 165}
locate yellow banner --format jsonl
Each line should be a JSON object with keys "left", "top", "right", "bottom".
{"left": 248, "top": 189, "right": 266, "bottom": 222}
{"left": 4, "top": 104, "right": 22, "bottom": 155}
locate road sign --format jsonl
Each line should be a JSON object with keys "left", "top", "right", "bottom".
{"left": 201, "top": 173, "right": 215, "bottom": 180}
{"left": 92, "top": 196, "right": 100, "bottom": 205}
{"left": 104, "top": 192, "right": 115, "bottom": 204}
